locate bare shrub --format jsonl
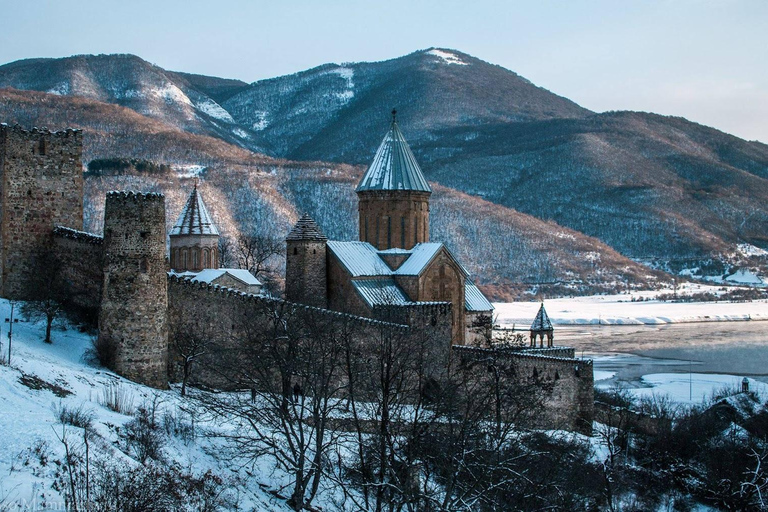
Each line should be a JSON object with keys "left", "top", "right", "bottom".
{"left": 52, "top": 401, "right": 95, "bottom": 430}
{"left": 162, "top": 407, "right": 195, "bottom": 445}
{"left": 86, "top": 335, "right": 117, "bottom": 369}
{"left": 123, "top": 404, "right": 165, "bottom": 464}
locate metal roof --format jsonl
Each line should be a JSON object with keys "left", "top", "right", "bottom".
{"left": 327, "top": 241, "right": 393, "bottom": 277}
{"left": 170, "top": 185, "right": 219, "bottom": 236}
{"left": 352, "top": 279, "right": 410, "bottom": 307}
{"left": 395, "top": 243, "right": 469, "bottom": 277}
{"left": 191, "top": 269, "right": 262, "bottom": 286}
{"left": 286, "top": 213, "right": 327, "bottom": 241}
{"left": 356, "top": 113, "right": 431, "bottom": 193}
{"left": 531, "top": 303, "right": 553, "bottom": 331}
{"left": 465, "top": 281, "right": 494, "bottom": 312}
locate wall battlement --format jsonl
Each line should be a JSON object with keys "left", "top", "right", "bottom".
{"left": 0, "top": 123, "right": 83, "bottom": 299}
{"left": 53, "top": 226, "right": 103, "bottom": 245}
{"left": 99, "top": 190, "right": 168, "bottom": 388}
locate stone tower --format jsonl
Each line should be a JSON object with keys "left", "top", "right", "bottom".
{"left": 285, "top": 214, "right": 327, "bottom": 308}
{"left": 0, "top": 124, "right": 83, "bottom": 299}
{"left": 356, "top": 110, "right": 432, "bottom": 250}
{"left": 99, "top": 191, "right": 168, "bottom": 388}
{"left": 169, "top": 183, "right": 219, "bottom": 272}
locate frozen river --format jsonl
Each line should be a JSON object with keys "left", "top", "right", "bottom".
{"left": 560, "top": 321, "right": 768, "bottom": 400}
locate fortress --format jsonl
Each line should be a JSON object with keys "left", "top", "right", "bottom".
{"left": 0, "top": 119, "right": 594, "bottom": 432}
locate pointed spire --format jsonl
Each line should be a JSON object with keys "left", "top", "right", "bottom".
{"left": 286, "top": 213, "right": 327, "bottom": 241}
{"left": 530, "top": 303, "right": 553, "bottom": 331}
{"left": 356, "top": 112, "right": 431, "bottom": 193}
{"left": 170, "top": 185, "right": 219, "bottom": 236}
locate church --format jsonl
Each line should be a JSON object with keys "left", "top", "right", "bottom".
{"left": 284, "top": 111, "right": 494, "bottom": 345}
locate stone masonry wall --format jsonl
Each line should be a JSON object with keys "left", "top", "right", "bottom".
{"left": 0, "top": 124, "right": 83, "bottom": 299}
{"left": 99, "top": 192, "right": 168, "bottom": 389}
{"left": 167, "top": 274, "right": 413, "bottom": 390}
{"left": 53, "top": 226, "right": 103, "bottom": 321}
{"left": 453, "top": 346, "right": 594, "bottom": 434}
{"left": 285, "top": 239, "right": 327, "bottom": 308}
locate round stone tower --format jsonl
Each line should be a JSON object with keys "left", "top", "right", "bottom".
{"left": 169, "top": 182, "right": 219, "bottom": 272}
{"left": 285, "top": 213, "right": 327, "bottom": 308}
{"left": 356, "top": 110, "right": 432, "bottom": 250}
{"left": 99, "top": 191, "right": 168, "bottom": 389}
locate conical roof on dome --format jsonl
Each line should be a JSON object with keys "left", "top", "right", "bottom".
{"left": 356, "top": 112, "right": 431, "bottom": 193}
{"left": 286, "top": 213, "right": 327, "bottom": 241}
{"left": 170, "top": 185, "right": 219, "bottom": 236}
{"left": 530, "top": 303, "right": 553, "bottom": 331}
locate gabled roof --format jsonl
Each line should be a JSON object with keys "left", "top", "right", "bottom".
{"left": 531, "top": 304, "right": 553, "bottom": 331}
{"left": 286, "top": 213, "right": 327, "bottom": 241}
{"left": 327, "top": 241, "right": 392, "bottom": 277}
{"left": 465, "top": 280, "right": 494, "bottom": 312}
{"left": 356, "top": 113, "right": 431, "bottom": 193}
{"left": 170, "top": 185, "right": 219, "bottom": 236}
{"left": 395, "top": 243, "right": 459, "bottom": 276}
{"left": 353, "top": 279, "right": 411, "bottom": 307}
{"left": 191, "top": 268, "right": 262, "bottom": 287}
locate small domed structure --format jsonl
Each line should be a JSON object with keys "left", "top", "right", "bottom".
{"left": 530, "top": 303, "right": 554, "bottom": 348}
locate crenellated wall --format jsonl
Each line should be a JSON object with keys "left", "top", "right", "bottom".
{"left": 0, "top": 124, "right": 83, "bottom": 299}
{"left": 99, "top": 191, "right": 168, "bottom": 388}
{"left": 452, "top": 345, "right": 594, "bottom": 434}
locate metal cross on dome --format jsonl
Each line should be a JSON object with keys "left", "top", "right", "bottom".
{"left": 391, "top": 108, "right": 397, "bottom": 122}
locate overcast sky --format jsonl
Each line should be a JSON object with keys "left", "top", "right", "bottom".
{"left": 1, "top": 0, "right": 766, "bottom": 142}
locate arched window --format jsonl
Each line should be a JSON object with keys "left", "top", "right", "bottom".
{"left": 202, "top": 248, "right": 209, "bottom": 268}
{"left": 192, "top": 249, "right": 199, "bottom": 269}
{"left": 182, "top": 249, "right": 188, "bottom": 270}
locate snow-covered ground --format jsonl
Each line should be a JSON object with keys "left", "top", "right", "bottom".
{"left": 0, "top": 299, "right": 290, "bottom": 510}
{"left": 494, "top": 283, "right": 768, "bottom": 326}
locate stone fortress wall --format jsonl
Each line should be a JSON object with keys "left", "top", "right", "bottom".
{"left": 452, "top": 345, "right": 594, "bottom": 433}
{"left": 98, "top": 192, "right": 168, "bottom": 389}
{"left": 0, "top": 124, "right": 594, "bottom": 432}
{"left": 0, "top": 124, "right": 83, "bottom": 299}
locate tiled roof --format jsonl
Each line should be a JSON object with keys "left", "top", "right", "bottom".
{"left": 352, "top": 279, "right": 411, "bottom": 307}
{"left": 170, "top": 186, "right": 219, "bottom": 236}
{"left": 286, "top": 214, "right": 327, "bottom": 241}
{"left": 465, "top": 281, "right": 494, "bottom": 312}
{"left": 356, "top": 115, "right": 431, "bottom": 193}
{"left": 531, "top": 304, "right": 553, "bottom": 331}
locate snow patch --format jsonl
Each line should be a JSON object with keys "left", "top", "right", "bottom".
{"left": 173, "top": 164, "right": 206, "bottom": 178}
{"left": 629, "top": 373, "right": 767, "bottom": 404}
{"left": 250, "top": 111, "right": 269, "bottom": 131}
{"left": 737, "top": 243, "right": 768, "bottom": 257}
{"left": 427, "top": 49, "right": 469, "bottom": 66}
{"left": 195, "top": 98, "right": 235, "bottom": 123}
{"left": 232, "top": 128, "right": 250, "bottom": 139}
{"left": 47, "top": 83, "right": 70, "bottom": 95}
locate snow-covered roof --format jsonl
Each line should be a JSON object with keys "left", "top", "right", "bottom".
{"left": 286, "top": 213, "right": 327, "bottom": 241}
{"left": 395, "top": 243, "right": 446, "bottom": 276}
{"left": 353, "top": 279, "right": 411, "bottom": 307}
{"left": 327, "top": 241, "right": 393, "bottom": 277}
{"left": 191, "top": 269, "right": 261, "bottom": 286}
{"left": 356, "top": 114, "right": 431, "bottom": 193}
{"left": 170, "top": 185, "right": 219, "bottom": 236}
{"left": 465, "top": 281, "right": 494, "bottom": 312}
{"left": 531, "top": 304, "right": 553, "bottom": 331}
{"left": 725, "top": 269, "right": 764, "bottom": 285}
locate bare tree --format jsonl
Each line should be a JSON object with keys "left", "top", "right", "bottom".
{"left": 217, "top": 237, "right": 235, "bottom": 268}
{"left": 193, "top": 298, "right": 352, "bottom": 511}
{"left": 235, "top": 233, "right": 282, "bottom": 283}
{"left": 21, "top": 246, "right": 68, "bottom": 344}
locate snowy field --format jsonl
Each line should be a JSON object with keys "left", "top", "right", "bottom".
{"left": 493, "top": 283, "right": 768, "bottom": 326}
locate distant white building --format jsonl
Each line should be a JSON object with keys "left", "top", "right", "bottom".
{"left": 724, "top": 269, "right": 765, "bottom": 287}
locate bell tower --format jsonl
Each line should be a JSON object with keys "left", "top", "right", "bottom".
{"left": 356, "top": 110, "right": 431, "bottom": 250}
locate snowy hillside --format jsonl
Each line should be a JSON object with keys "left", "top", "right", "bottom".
{"left": 0, "top": 299, "right": 296, "bottom": 511}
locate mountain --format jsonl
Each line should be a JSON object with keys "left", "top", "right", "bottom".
{"left": 222, "top": 48, "right": 590, "bottom": 158}
{"left": 221, "top": 48, "right": 768, "bottom": 269}
{"left": 1, "top": 48, "right": 766, "bottom": 282}
{"left": 0, "top": 54, "right": 261, "bottom": 150}
{"left": 0, "top": 88, "right": 661, "bottom": 299}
